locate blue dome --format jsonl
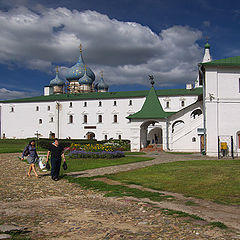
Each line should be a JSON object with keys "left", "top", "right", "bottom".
{"left": 79, "top": 69, "right": 94, "bottom": 84}
{"left": 66, "top": 50, "right": 95, "bottom": 82}
{"left": 50, "top": 71, "right": 65, "bottom": 86}
{"left": 96, "top": 75, "right": 109, "bottom": 90}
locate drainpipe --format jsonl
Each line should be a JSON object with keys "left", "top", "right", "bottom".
{"left": 56, "top": 101, "right": 60, "bottom": 138}
{"left": 198, "top": 64, "right": 206, "bottom": 155}
{"left": 165, "top": 117, "right": 170, "bottom": 150}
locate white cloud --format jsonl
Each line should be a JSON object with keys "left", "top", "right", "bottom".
{"left": 0, "top": 88, "right": 39, "bottom": 100}
{"left": 0, "top": 6, "right": 203, "bottom": 87}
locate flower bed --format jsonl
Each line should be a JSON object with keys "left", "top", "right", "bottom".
{"left": 68, "top": 150, "right": 125, "bottom": 159}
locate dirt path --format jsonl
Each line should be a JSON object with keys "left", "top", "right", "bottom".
{"left": 0, "top": 153, "right": 239, "bottom": 239}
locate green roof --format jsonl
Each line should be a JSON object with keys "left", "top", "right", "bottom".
{"left": 202, "top": 56, "right": 240, "bottom": 67}
{"left": 1, "top": 88, "right": 202, "bottom": 103}
{"left": 127, "top": 87, "right": 175, "bottom": 119}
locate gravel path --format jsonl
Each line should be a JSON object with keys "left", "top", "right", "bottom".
{"left": 0, "top": 152, "right": 239, "bottom": 239}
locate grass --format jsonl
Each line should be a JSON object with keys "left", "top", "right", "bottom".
{"left": 64, "top": 176, "right": 174, "bottom": 202}
{"left": 161, "top": 208, "right": 204, "bottom": 221}
{"left": 0, "top": 231, "right": 31, "bottom": 240}
{"left": 60, "top": 156, "right": 153, "bottom": 173}
{"left": 106, "top": 160, "right": 240, "bottom": 205}
{"left": 209, "top": 221, "right": 228, "bottom": 229}
{"left": 0, "top": 139, "right": 45, "bottom": 153}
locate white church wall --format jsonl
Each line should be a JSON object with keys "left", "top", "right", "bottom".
{"left": 205, "top": 67, "right": 240, "bottom": 156}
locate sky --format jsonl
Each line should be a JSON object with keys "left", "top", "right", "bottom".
{"left": 0, "top": 0, "right": 240, "bottom": 100}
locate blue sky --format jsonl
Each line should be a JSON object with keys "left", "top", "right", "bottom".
{"left": 0, "top": 0, "right": 239, "bottom": 99}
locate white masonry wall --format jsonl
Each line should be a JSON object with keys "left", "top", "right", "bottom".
{"left": 205, "top": 67, "right": 240, "bottom": 156}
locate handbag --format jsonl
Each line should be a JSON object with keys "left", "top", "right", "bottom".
{"left": 63, "top": 161, "right": 67, "bottom": 170}
{"left": 46, "top": 162, "right": 51, "bottom": 170}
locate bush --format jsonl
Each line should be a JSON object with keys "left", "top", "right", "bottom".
{"left": 38, "top": 138, "right": 98, "bottom": 150}
{"left": 68, "top": 150, "right": 125, "bottom": 159}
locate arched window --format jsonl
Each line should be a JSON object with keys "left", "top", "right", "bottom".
{"left": 10, "top": 107, "right": 14, "bottom": 112}
{"left": 181, "top": 101, "right": 185, "bottom": 107}
{"left": 118, "top": 134, "right": 121, "bottom": 140}
{"left": 105, "top": 135, "right": 108, "bottom": 140}
{"left": 69, "top": 102, "right": 72, "bottom": 108}
{"left": 98, "top": 115, "right": 102, "bottom": 123}
{"left": 191, "top": 109, "right": 202, "bottom": 119}
{"left": 84, "top": 102, "right": 87, "bottom": 107}
{"left": 69, "top": 115, "right": 73, "bottom": 124}
{"left": 113, "top": 101, "right": 117, "bottom": 106}
{"left": 113, "top": 115, "right": 118, "bottom": 123}
{"left": 36, "top": 106, "right": 39, "bottom": 111}
{"left": 83, "top": 115, "right": 87, "bottom": 123}
{"left": 192, "top": 137, "right": 196, "bottom": 142}
{"left": 99, "top": 101, "right": 102, "bottom": 107}
{"left": 39, "top": 119, "right": 42, "bottom": 124}
{"left": 172, "top": 120, "right": 184, "bottom": 133}
{"left": 48, "top": 106, "right": 50, "bottom": 111}
{"left": 129, "top": 100, "right": 132, "bottom": 106}
{"left": 50, "top": 117, "right": 54, "bottom": 122}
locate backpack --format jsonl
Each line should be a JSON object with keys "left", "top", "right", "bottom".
{"left": 23, "top": 145, "right": 30, "bottom": 157}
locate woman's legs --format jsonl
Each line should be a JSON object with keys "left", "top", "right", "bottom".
{"left": 27, "top": 165, "right": 32, "bottom": 176}
{"left": 31, "top": 163, "right": 39, "bottom": 177}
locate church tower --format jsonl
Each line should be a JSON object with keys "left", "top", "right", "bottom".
{"left": 195, "top": 41, "right": 212, "bottom": 88}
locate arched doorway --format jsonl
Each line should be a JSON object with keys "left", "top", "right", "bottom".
{"left": 86, "top": 132, "right": 95, "bottom": 140}
{"left": 140, "top": 120, "right": 163, "bottom": 149}
{"left": 148, "top": 127, "right": 162, "bottom": 144}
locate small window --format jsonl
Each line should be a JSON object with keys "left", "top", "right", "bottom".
{"left": 69, "top": 115, "right": 73, "bottom": 124}
{"left": 166, "top": 101, "right": 169, "bottom": 108}
{"left": 192, "top": 137, "right": 196, "bottom": 142}
{"left": 98, "top": 115, "right": 102, "bottom": 123}
{"left": 69, "top": 102, "right": 72, "bottom": 108}
{"left": 10, "top": 107, "right": 14, "bottom": 112}
{"left": 239, "top": 79, "right": 240, "bottom": 93}
{"left": 129, "top": 100, "right": 132, "bottom": 106}
{"left": 48, "top": 106, "right": 50, "bottom": 111}
{"left": 39, "top": 119, "right": 42, "bottom": 124}
{"left": 84, "top": 102, "right": 87, "bottom": 107}
{"left": 83, "top": 115, "right": 87, "bottom": 123}
{"left": 104, "top": 135, "right": 108, "bottom": 140}
{"left": 113, "top": 114, "right": 118, "bottom": 123}
{"left": 181, "top": 101, "right": 185, "bottom": 107}
{"left": 99, "top": 101, "right": 102, "bottom": 107}
{"left": 36, "top": 106, "right": 39, "bottom": 111}
{"left": 113, "top": 101, "right": 117, "bottom": 106}
{"left": 118, "top": 134, "right": 121, "bottom": 140}
{"left": 50, "top": 117, "right": 54, "bottom": 122}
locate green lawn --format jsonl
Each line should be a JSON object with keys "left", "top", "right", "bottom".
{"left": 106, "top": 160, "right": 240, "bottom": 205}
{"left": 60, "top": 156, "right": 153, "bottom": 173}
{"left": 0, "top": 139, "right": 46, "bottom": 153}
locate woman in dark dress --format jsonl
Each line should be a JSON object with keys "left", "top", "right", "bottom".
{"left": 46, "top": 138, "right": 66, "bottom": 181}
{"left": 21, "top": 140, "right": 39, "bottom": 178}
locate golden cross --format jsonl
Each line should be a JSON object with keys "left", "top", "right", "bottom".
{"left": 79, "top": 43, "right": 82, "bottom": 52}
{"left": 56, "top": 66, "right": 59, "bottom": 73}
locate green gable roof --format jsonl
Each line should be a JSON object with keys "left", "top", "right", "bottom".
{"left": 1, "top": 88, "right": 202, "bottom": 103}
{"left": 127, "top": 87, "right": 175, "bottom": 119}
{"left": 202, "top": 56, "right": 240, "bottom": 67}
